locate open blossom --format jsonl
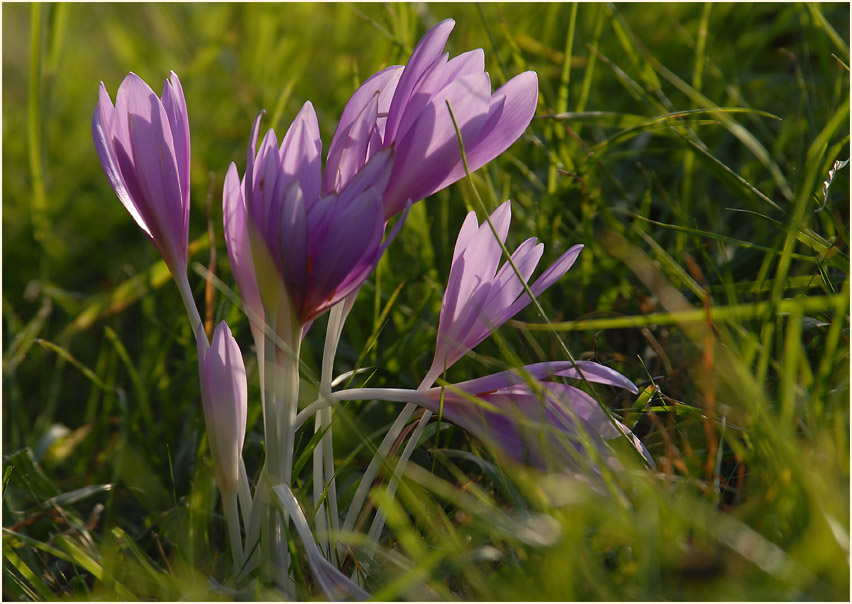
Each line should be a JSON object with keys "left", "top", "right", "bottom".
{"left": 324, "top": 18, "right": 539, "bottom": 218}
{"left": 425, "top": 200, "right": 583, "bottom": 384}
{"left": 223, "top": 105, "right": 401, "bottom": 334}
{"left": 196, "top": 321, "right": 248, "bottom": 496}
{"left": 92, "top": 71, "right": 190, "bottom": 277}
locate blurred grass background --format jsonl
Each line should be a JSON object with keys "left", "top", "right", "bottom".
{"left": 2, "top": 2, "right": 849, "bottom": 600}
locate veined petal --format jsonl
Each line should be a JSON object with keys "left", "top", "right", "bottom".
{"left": 463, "top": 71, "right": 539, "bottom": 173}
{"left": 279, "top": 182, "right": 308, "bottom": 313}
{"left": 325, "top": 65, "right": 403, "bottom": 194}
{"left": 279, "top": 101, "right": 322, "bottom": 205}
{"left": 223, "top": 164, "right": 265, "bottom": 351}
{"left": 324, "top": 93, "right": 379, "bottom": 194}
{"left": 113, "top": 72, "right": 186, "bottom": 273}
{"left": 161, "top": 71, "right": 190, "bottom": 214}
{"left": 197, "top": 322, "right": 247, "bottom": 495}
{"left": 302, "top": 188, "right": 384, "bottom": 319}
{"left": 385, "top": 18, "right": 455, "bottom": 142}
{"left": 92, "top": 83, "right": 152, "bottom": 238}
{"left": 505, "top": 243, "right": 583, "bottom": 318}
{"left": 383, "top": 72, "right": 491, "bottom": 217}
{"left": 394, "top": 49, "right": 485, "bottom": 143}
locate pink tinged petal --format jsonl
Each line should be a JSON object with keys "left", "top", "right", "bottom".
{"left": 439, "top": 360, "right": 636, "bottom": 398}
{"left": 393, "top": 48, "right": 485, "bottom": 142}
{"left": 464, "top": 238, "right": 544, "bottom": 348}
{"left": 385, "top": 18, "right": 456, "bottom": 142}
{"left": 554, "top": 361, "right": 639, "bottom": 394}
{"left": 462, "top": 71, "right": 539, "bottom": 174}
{"left": 383, "top": 72, "right": 492, "bottom": 217}
{"left": 278, "top": 101, "right": 322, "bottom": 205}
{"left": 113, "top": 72, "right": 186, "bottom": 273}
{"left": 92, "top": 83, "right": 152, "bottom": 238}
{"left": 223, "top": 163, "right": 263, "bottom": 334}
{"left": 302, "top": 188, "right": 384, "bottom": 320}
{"left": 279, "top": 182, "right": 308, "bottom": 313}
{"left": 445, "top": 200, "right": 511, "bottom": 329}
{"left": 161, "top": 71, "right": 190, "bottom": 212}
{"left": 505, "top": 243, "right": 584, "bottom": 318}
{"left": 197, "top": 322, "right": 247, "bottom": 495}
{"left": 451, "top": 210, "right": 481, "bottom": 264}
{"left": 251, "top": 128, "right": 281, "bottom": 234}
{"left": 324, "top": 94, "right": 379, "bottom": 194}
{"left": 325, "top": 65, "right": 404, "bottom": 194}
{"left": 243, "top": 111, "right": 265, "bottom": 218}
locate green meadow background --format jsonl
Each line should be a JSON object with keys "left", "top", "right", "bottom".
{"left": 3, "top": 2, "right": 849, "bottom": 600}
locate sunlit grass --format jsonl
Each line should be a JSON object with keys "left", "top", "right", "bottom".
{"left": 3, "top": 2, "right": 849, "bottom": 600}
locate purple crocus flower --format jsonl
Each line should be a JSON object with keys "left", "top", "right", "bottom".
{"left": 223, "top": 105, "right": 400, "bottom": 331}
{"left": 324, "top": 18, "right": 539, "bottom": 219}
{"left": 196, "top": 321, "right": 248, "bottom": 496}
{"left": 92, "top": 71, "right": 190, "bottom": 278}
{"left": 425, "top": 200, "right": 583, "bottom": 385}
{"left": 417, "top": 377, "right": 644, "bottom": 469}
{"left": 335, "top": 360, "right": 650, "bottom": 469}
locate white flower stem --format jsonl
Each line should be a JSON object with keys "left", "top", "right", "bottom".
{"left": 223, "top": 490, "right": 244, "bottom": 571}
{"left": 339, "top": 375, "right": 431, "bottom": 540}
{"left": 313, "top": 302, "right": 349, "bottom": 558}
{"left": 175, "top": 271, "right": 204, "bottom": 344}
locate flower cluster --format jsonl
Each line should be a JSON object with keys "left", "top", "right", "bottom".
{"left": 93, "top": 18, "right": 650, "bottom": 596}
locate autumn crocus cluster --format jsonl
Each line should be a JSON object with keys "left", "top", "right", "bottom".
{"left": 92, "top": 17, "right": 650, "bottom": 598}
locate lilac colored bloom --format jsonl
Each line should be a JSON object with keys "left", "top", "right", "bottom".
{"left": 324, "top": 18, "right": 539, "bottom": 219}
{"left": 92, "top": 71, "right": 190, "bottom": 277}
{"left": 409, "top": 364, "right": 649, "bottom": 468}
{"left": 425, "top": 200, "right": 583, "bottom": 384}
{"left": 196, "top": 321, "right": 248, "bottom": 496}
{"left": 223, "top": 105, "right": 400, "bottom": 329}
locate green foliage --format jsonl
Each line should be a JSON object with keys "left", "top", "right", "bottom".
{"left": 3, "top": 2, "right": 849, "bottom": 600}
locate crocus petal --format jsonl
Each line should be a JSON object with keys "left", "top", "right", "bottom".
{"left": 324, "top": 94, "right": 379, "bottom": 194}
{"left": 505, "top": 243, "right": 583, "bottom": 318}
{"left": 278, "top": 182, "right": 308, "bottom": 313}
{"left": 324, "top": 65, "right": 404, "bottom": 193}
{"left": 223, "top": 163, "right": 264, "bottom": 336}
{"left": 383, "top": 72, "right": 492, "bottom": 217}
{"left": 92, "top": 83, "right": 152, "bottom": 238}
{"left": 278, "top": 101, "right": 322, "bottom": 206}
{"left": 384, "top": 18, "right": 456, "bottom": 142}
{"left": 111, "top": 72, "right": 186, "bottom": 274}
{"left": 197, "top": 322, "right": 248, "bottom": 495}
{"left": 161, "top": 71, "right": 190, "bottom": 215}
{"left": 463, "top": 71, "right": 539, "bottom": 173}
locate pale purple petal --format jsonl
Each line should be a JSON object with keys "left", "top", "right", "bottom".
{"left": 324, "top": 93, "right": 378, "bottom": 193}
{"left": 384, "top": 18, "right": 455, "bottom": 142}
{"left": 278, "top": 101, "right": 322, "bottom": 205}
{"left": 383, "top": 72, "right": 492, "bottom": 217}
{"left": 198, "top": 321, "right": 247, "bottom": 495}
{"left": 92, "top": 83, "right": 152, "bottom": 237}
{"left": 223, "top": 163, "right": 264, "bottom": 334}
{"left": 505, "top": 243, "right": 584, "bottom": 318}
{"left": 463, "top": 71, "right": 539, "bottom": 173}
{"left": 113, "top": 72, "right": 186, "bottom": 273}
{"left": 279, "top": 182, "right": 308, "bottom": 313}
{"left": 324, "top": 65, "right": 403, "bottom": 193}
{"left": 161, "top": 71, "right": 190, "bottom": 215}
